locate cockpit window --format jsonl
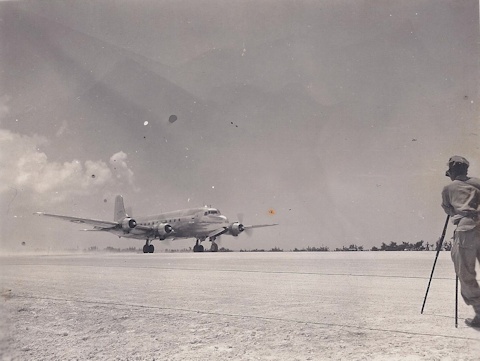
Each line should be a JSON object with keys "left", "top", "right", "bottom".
{"left": 205, "top": 210, "right": 220, "bottom": 215}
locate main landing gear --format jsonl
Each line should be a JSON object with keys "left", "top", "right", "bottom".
{"left": 193, "top": 238, "right": 218, "bottom": 252}
{"left": 193, "top": 239, "right": 204, "bottom": 252}
{"left": 143, "top": 239, "right": 154, "bottom": 253}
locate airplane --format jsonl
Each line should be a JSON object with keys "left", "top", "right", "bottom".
{"left": 35, "top": 195, "right": 278, "bottom": 253}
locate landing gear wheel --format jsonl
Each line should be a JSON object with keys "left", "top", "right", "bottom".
{"left": 193, "top": 245, "right": 204, "bottom": 252}
{"left": 148, "top": 244, "right": 155, "bottom": 253}
{"left": 143, "top": 245, "right": 149, "bottom": 253}
{"left": 210, "top": 242, "right": 219, "bottom": 252}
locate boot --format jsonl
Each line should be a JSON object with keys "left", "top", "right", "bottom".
{"left": 465, "top": 316, "right": 480, "bottom": 328}
{"left": 465, "top": 306, "right": 480, "bottom": 328}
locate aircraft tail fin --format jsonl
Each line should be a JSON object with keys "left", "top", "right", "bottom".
{"left": 114, "top": 195, "right": 127, "bottom": 222}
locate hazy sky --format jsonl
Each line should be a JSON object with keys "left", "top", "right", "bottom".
{"left": 0, "top": 0, "right": 478, "bottom": 252}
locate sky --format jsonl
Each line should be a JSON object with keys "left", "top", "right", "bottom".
{"left": 0, "top": 0, "right": 478, "bottom": 252}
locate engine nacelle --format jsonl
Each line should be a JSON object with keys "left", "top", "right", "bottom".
{"left": 154, "top": 223, "right": 173, "bottom": 240}
{"left": 121, "top": 218, "right": 137, "bottom": 232}
{"left": 229, "top": 222, "right": 244, "bottom": 237}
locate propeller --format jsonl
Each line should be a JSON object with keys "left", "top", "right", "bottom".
{"left": 244, "top": 227, "right": 253, "bottom": 237}
{"left": 237, "top": 213, "right": 252, "bottom": 237}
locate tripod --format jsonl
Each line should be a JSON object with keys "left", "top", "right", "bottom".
{"left": 421, "top": 216, "right": 458, "bottom": 324}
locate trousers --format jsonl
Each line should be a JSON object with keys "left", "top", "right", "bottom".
{"left": 451, "top": 227, "right": 480, "bottom": 312}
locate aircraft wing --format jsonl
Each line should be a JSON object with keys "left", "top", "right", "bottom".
{"left": 243, "top": 223, "right": 278, "bottom": 229}
{"left": 209, "top": 223, "right": 278, "bottom": 238}
{"left": 208, "top": 227, "right": 229, "bottom": 239}
{"left": 35, "top": 212, "right": 170, "bottom": 239}
{"left": 131, "top": 224, "right": 155, "bottom": 232}
{"left": 83, "top": 224, "right": 154, "bottom": 232}
{"left": 34, "top": 212, "right": 118, "bottom": 229}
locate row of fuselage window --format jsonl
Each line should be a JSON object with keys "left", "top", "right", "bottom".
{"left": 138, "top": 217, "right": 194, "bottom": 226}
{"left": 138, "top": 212, "right": 215, "bottom": 227}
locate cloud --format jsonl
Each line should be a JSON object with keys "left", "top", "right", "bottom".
{"left": 55, "top": 120, "right": 68, "bottom": 137}
{"left": 0, "top": 129, "right": 137, "bottom": 203}
{"left": 109, "top": 151, "right": 138, "bottom": 190}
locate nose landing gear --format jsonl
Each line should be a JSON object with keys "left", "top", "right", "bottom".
{"left": 192, "top": 237, "right": 219, "bottom": 252}
{"left": 210, "top": 237, "right": 219, "bottom": 252}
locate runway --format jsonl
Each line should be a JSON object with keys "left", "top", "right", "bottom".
{"left": 1, "top": 252, "right": 479, "bottom": 360}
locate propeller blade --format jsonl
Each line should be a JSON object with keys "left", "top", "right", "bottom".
{"left": 237, "top": 213, "right": 244, "bottom": 224}
{"left": 237, "top": 214, "right": 252, "bottom": 237}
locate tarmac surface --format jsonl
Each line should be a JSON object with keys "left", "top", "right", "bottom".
{"left": 1, "top": 251, "right": 479, "bottom": 360}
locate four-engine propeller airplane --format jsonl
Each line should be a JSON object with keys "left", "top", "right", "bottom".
{"left": 35, "top": 195, "right": 278, "bottom": 253}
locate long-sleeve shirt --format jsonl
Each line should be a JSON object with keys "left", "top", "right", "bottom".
{"left": 442, "top": 175, "right": 480, "bottom": 231}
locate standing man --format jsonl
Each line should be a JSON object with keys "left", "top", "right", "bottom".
{"left": 442, "top": 156, "right": 480, "bottom": 328}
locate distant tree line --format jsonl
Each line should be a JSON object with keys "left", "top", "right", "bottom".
{"left": 86, "top": 246, "right": 140, "bottom": 253}
{"left": 334, "top": 244, "right": 364, "bottom": 252}
{"left": 370, "top": 239, "right": 452, "bottom": 252}
{"left": 81, "top": 239, "right": 453, "bottom": 253}
{"left": 293, "top": 246, "right": 330, "bottom": 252}
{"left": 240, "top": 247, "right": 284, "bottom": 252}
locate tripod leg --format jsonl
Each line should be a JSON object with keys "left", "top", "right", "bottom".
{"left": 421, "top": 215, "right": 450, "bottom": 314}
{"left": 455, "top": 275, "right": 459, "bottom": 328}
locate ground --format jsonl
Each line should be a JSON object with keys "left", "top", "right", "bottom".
{"left": 1, "top": 252, "right": 479, "bottom": 360}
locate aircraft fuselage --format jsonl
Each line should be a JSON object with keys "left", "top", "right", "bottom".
{"left": 109, "top": 207, "right": 228, "bottom": 241}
